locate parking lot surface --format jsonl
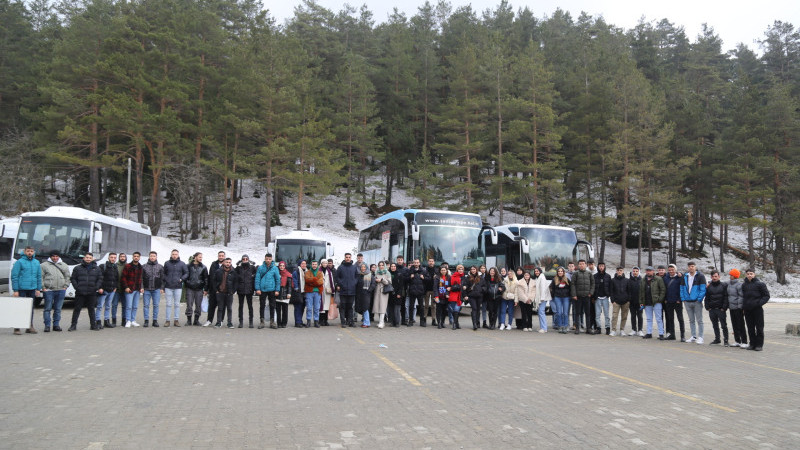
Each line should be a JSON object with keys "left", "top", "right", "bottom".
{"left": 2, "top": 304, "right": 799, "bottom": 449}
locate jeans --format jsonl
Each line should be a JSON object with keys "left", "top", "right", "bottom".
{"left": 216, "top": 292, "right": 233, "bottom": 323}
{"left": 43, "top": 289, "right": 66, "bottom": 327}
{"left": 294, "top": 302, "right": 305, "bottom": 325}
{"left": 125, "top": 291, "right": 141, "bottom": 322}
{"left": 305, "top": 292, "right": 321, "bottom": 321}
{"left": 574, "top": 296, "right": 591, "bottom": 331}
{"left": 405, "top": 296, "right": 418, "bottom": 322}
{"left": 362, "top": 310, "right": 371, "bottom": 326}
{"left": 594, "top": 296, "right": 610, "bottom": 329}
{"left": 95, "top": 291, "right": 114, "bottom": 321}
{"left": 142, "top": 289, "right": 161, "bottom": 321}
{"left": 684, "top": 301, "right": 704, "bottom": 338}
{"left": 645, "top": 303, "right": 664, "bottom": 335}
{"left": 112, "top": 291, "right": 124, "bottom": 320}
{"left": 481, "top": 299, "right": 487, "bottom": 323}
{"left": 499, "top": 299, "right": 515, "bottom": 326}
{"left": 553, "top": 297, "right": 570, "bottom": 329}
{"left": 538, "top": 301, "right": 548, "bottom": 331}
{"left": 164, "top": 288, "right": 182, "bottom": 320}
{"left": 447, "top": 302, "right": 461, "bottom": 323}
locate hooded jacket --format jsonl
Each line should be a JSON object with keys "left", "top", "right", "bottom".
{"left": 235, "top": 261, "right": 257, "bottom": 295}
{"left": 405, "top": 265, "right": 427, "bottom": 297}
{"left": 11, "top": 253, "right": 42, "bottom": 292}
{"left": 516, "top": 276, "right": 536, "bottom": 306}
{"left": 610, "top": 274, "right": 630, "bottom": 304}
{"left": 100, "top": 260, "right": 120, "bottom": 292}
{"left": 593, "top": 269, "right": 611, "bottom": 298}
{"left": 535, "top": 272, "right": 552, "bottom": 303}
{"left": 448, "top": 271, "right": 463, "bottom": 305}
{"left": 41, "top": 258, "right": 71, "bottom": 291}
{"left": 639, "top": 274, "right": 666, "bottom": 306}
{"left": 680, "top": 272, "right": 707, "bottom": 302}
{"left": 727, "top": 278, "right": 744, "bottom": 310}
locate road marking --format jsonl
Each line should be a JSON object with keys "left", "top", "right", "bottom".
{"left": 528, "top": 348, "right": 737, "bottom": 413}
{"left": 370, "top": 350, "right": 422, "bottom": 386}
{"left": 768, "top": 341, "right": 800, "bottom": 349}
{"left": 342, "top": 328, "right": 365, "bottom": 345}
{"left": 672, "top": 347, "right": 800, "bottom": 375}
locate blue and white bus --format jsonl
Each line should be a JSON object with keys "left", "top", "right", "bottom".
{"left": 484, "top": 224, "right": 593, "bottom": 277}
{"left": 358, "top": 209, "right": 496, "bottom": 268}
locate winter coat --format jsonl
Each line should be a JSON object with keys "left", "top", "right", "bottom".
{"left": 663, "top": 274, "right": 682, "bottom": 303}
{"left": 593, "top": 270, "right": 612, "bottom": 298}
{"left": 116, "top": 260, "right": 126, "bottom": 291}
{"left": 211, "top": 266, "right": 238, "bottom": 294}
{"left": 550, "top": 277, "right": 571, "bottom": 299}
{"left": 423, "top": 265, "right": 436, "bottom": 291}
{"left": 70, "top": 261, "right": 103, "bottom": 295}
{"left": 142, "top": 260, "right": 165, "bottom": 291}
{"left": 235, "top": 262, "right": 257, "bottom": 295}
{"left": 628, "top": 275, "right": 642, "bottom": 305}
{"left": 705, "top": 281, "right": 729, "bottom": 310}
{"left": 741, "top": 277, "right": 770, "bottom": 310}
{"left": 680, "top": 272, "right": 707, "bottom": 302}
{"left": 484, "top": 276, "right": 505, "bottom": 301}
{"left": 448, "top": 272, "right": 463, "bottom": 305}
{"left": 304, "top": 268, "right": 324, "bottom": 293}
{"left": 535, "top": 273, "right": 552, "bottom": 303}
{"left": 610, "top": 274, "right": 630, "bottom": 304}
{"left": 434, "top": 274, "right": 451, "bottom": 303}
{"left": 99, "top": 261, "right": 120, "bottom": 292}
{"left": 356, "top": 271, "right": 374, "bottom": 313}
{"left": 292, "top": 268, "right": 306, "bottom": 293}
{"left": 335, "top": 260, "right": 360, "bottom": 296}
{"left": 11, "top": 254, "right": 42, "bottom": 292}
{"left": 406, "top": 266, "right": 427, "bottom": 297}
{"left": 41, "top": 259, "right": 70, "bottom": 291}
{"left": 163, "top": 258, "right": 189, "bottom": 289}
{"left": 389, "top": 268, "right": 407, "bottom": 300}
{"left": 516, "top": 277, "right": 537, "bottom": 307}
{"left": 255, "top": 261, "right": 280, "bottom": 293}
{"left": 121, "top": 262, "right": 143, "bottom": 292}
{"left": 639, "top": 275, "right": 666, "bottom": 306}
{"left": 322, "top": 267, "right": 336, "bottom": 296}
{"left": 502, "top": 275, "right": 517, "bottom": 300}
{"left": 462, "top": 273, "right": 485, "bottom": 301}
{"left": 374, "top": 270, "right": 392, "bottom": 295}
{"left": 569, "top": 269, "right": 595, "bottom": 298}
{"left": 185, "top": 263, "right": 208, "bottom": 291}
{"left": 727, "top": 279, "right": 744, "bottom": 310}
{"left": 207, "top": 260, "right": 224, "bottom": 292}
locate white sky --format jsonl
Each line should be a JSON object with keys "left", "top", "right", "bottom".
{"left": 267, "top": 0, "right": 800, "bottom": 52}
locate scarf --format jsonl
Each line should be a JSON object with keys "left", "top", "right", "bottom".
{"left": 279, "top": 261, "right": 291, "bottom": 287}
{"left": 220, "top": 266, "right": 232, "bottom": 293}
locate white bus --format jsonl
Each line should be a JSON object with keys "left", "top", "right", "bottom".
{"left": 484, "top": 224, "right": 593, "bottom": 277}
{"left": 12, "top": 206, "right": 151, "bottom": 303}
{"left": 267, "top": 230, "right": 335, "bottom": 274}
{"left": 1, "top": 218, "right": 19, "bottom": 293}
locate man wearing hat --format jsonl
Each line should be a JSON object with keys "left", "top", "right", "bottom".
{"left": 663, "top": 264, "right": 686, "bottom": 341}
{"left": 40, "top": 250, "right": 71, "bottom": 332}
{"left": 680, "top": 261, "right": 706, "bottom": 344}
{"left": 727, "top": 269, "right": 747, "bottom": 347}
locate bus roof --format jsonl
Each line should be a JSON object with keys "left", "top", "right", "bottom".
{"left": 21, "top": 207, "right": 151, "bottom": 235}
{"left": 273, "top": 229, "right": 328, "bottom": 243}
{"left": 367, "top": 209, "right": 482, "bottom": 227}
{"left": 495, "top": 223, "right": 577, "bottom": 233}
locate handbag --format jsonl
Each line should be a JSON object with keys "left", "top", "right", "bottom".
{"left": 382, "top": 284, "right": 394, "bottom": 294}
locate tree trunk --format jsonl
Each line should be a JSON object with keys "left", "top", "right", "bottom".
{"left": 191, "top": 52, "right": 206, "bottom": 240}
{"left": 264, "top": 160, "right": 272, "bottom": 246}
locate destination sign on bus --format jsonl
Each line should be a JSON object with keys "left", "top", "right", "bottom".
{"left": 415, "top": 212, "right": 482, "bottom": 228}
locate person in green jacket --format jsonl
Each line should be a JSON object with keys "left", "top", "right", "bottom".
{"left": 640, "top": 266, "right": 666, "bottom": 340}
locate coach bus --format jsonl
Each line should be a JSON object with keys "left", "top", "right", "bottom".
{"left": 12, "top": 206, "right": 151, "bottom": 303}
{"left": 1, "top": 218, "right": 19, "bottom": 293}
{"left": 267, "top": 229, "right": 334, "bottom": 274}
{"left": 358, "top": 209, "right": 496, "bottom": 268}
{"left": 484, "top": 224, "right": 593, "bottom": 278}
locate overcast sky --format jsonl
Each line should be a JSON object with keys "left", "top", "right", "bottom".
{"left": 267, "top": 0, "right": 799, "bottom": 52}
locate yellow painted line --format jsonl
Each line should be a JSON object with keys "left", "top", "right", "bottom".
{"left": 370, "top": 350, "right": 423, "bottom": 386}
{"left": 528, "top": 348, "right": 738, "bottom": 413}
{"left": 672, "top": 347, "right": 800, "bottom": 376}
{"left": 342, "top": 328, "right": 365, "bottom": 345}
{"left": 769, "top": 341, "right": 800, "bottom": 349}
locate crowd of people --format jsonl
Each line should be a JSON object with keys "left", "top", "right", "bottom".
{"left": 9, "top": 247, "right": 771, "bottom": 351}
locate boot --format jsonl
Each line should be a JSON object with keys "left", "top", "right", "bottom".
{"left": 482, "top": 320, "right": 489, "bottom": 329}
{"left": 238, "top": 322, "right": 243, "bottom": 328}
{"left": 377, "top": 313, "right": 385, "bottom": 329}
{"left": 152, "top": 320, "right": 159, "bottom": 327}
{"left": 249, "top": 318, "right": 254, "bottom": 329}
{"left": 121, "top": 318, "right": 127, "bottom": 327}
{"left": 456, "top": 315, "right": 461, "bottom": 329}
{"left": 186, "top": 317, "right": 193, "bottom": 327}
{"left": 314, "top": 320, "right": 320, "bottom": 328}
{"left": 258, "top": 318, "right": 266, "bottom": 329}
{"left": 164, "top": 320, "right": 170, "bottom": 327}
{"left": 606, "top": 327, "right": 610, "bottom": 335}
{"left": 431, "top": 318, "right": 437, "bottom": 327}
{"left": 420, "top": 318, "right": 426, "bottom": 327}
{"left": 105, "top": 319, "right": 115, "bottom": 329}
{"left": 96, "top": 321, "right": 103, "bottom": 330}
{"left": 193, "top": 316, "right": 201, "bottom": 326}
{"left": 144, "top": 320, "right": 149, "bottom": 328}
{"left": 270, "top": 320, "right": 277, "bottom": 329}
{"left": 27, "top": 326, "right": 38, "bottom": 334}
{"left": 112, "top": 318, "right": 117, "bottom": 326}
{"left": 306, "top": 319, "right": 311, "bottom": 328}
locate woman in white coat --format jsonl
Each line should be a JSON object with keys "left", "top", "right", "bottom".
{"left": 534, "top": 267, "right": 552, "bottom": 333}
{"left": 515, "top": 271, "right": 536, "bottom": 331}
{"left": 372, "top": 261, "right": 392, "bottom": 329}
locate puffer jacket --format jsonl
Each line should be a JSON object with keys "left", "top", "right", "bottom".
{"left": 628, "top": 275, "right": 642, "bottom": 304}
{"left": 390, "top": 268, "right": 407, "bottom": 299}
{"left": 423, "top": 265, "right": 436, "bottom": 291}
{"left": 41, "top": 259, "right": 70, "bottom": 290}
{"left": 550, "top": 277, "right": 570, "bottom": 298}
{"left": 502, "top": 275, "right": 517, "bottom": 300}
{"left": 406, "top": 266, "right": 427, "bottom": 297}
{"left": 335, "top": 260, "right": 360, "bottom": 296}
{"left": 516, "top": 277, "right": 536, "bottom": 307}
{"left": 163, "top": 258, "right": 188, "bottom": 289}
{"left": 741, "top": 277, "right": 770, "bottom": 310}
{"left": 727, "top": 279, "right": 744, "bottom": 310}
{"left": 680, "top": 272, "right": 707, "bottom": 302}
{"left": 610, "top": 274, "right": 629, "bottom": 304}
{"left": 704, "top": 281, "right": 729, "bottom": 310}
{"left": 448, "top": 271, "right": 463, "bottom": 305}
{"left": 462, "top": 273, "right": 484, "bottom": 301}
{"left": 100, "top": 261, "right": 119, "bottom": 292}
{"left": 186, "top": 263, "right": 208, "bottom": 290}
{"left": 70, "top": 261, "right": 103, "bottom": 295}
{"left": 11, "top": 254, "right": 42, "bottom": 291}
{"left": 663, "top": 274, "right": 682, "bottom": 303}
{"left": 569, "top": 269, "right": 594, "bottom": 298}
{"left": 142, "top": 260, "right": 165, "bottom": 290}
{"left": 639, "top": 275, "right": 666, "bottom": 306}
{"left": 235, "top": 262, "right": 257, "bottom": 295}
{"left": 255, "top": 261, "right": 280, "bottom": 293}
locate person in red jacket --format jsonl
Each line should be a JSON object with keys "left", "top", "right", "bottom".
{"left": 121, "top": 252, "right": 144, "bottom": 327}
{"left": 447, "top": 265, "right": 464, "bottom": 330}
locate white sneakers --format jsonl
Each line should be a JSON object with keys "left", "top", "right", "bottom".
{"left": 610, "top": 331, "right": 617, "bottom": 336}
{"left": 620, "top": 331, "right": 627, "bottom": 336}
{"left": 130, "top": 321, "right": 140, "bottom": 327}
{"left": 499, "top": 324, "right": 505, "bottom": 330}
{"left": 538, "top": 329, "right": 546, "bottom": 333}
{"left": 203, "top": 320, "right": 212, "bottom": 327}
{"left": 125, "top": 322, "right": 131, "bottom": 328}
{"left": 731, "top": 342, "right": 740, "bottom": 347}
{"left": 638, "top": 330, "right": 645, "bottom": 337}
{"left": 687, "top": 336, "right": 696, "bottom": 343}
{"left": 696, "top": 337, "right": 704, "bottom": 345}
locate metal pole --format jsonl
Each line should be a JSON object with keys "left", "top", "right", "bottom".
{"left": 126, "top": 157, "right": 131, "bottom": 220}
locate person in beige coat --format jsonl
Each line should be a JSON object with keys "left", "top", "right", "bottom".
{"left": 534, "top": 267, "right": 553, "bottom": 333}
{"left": 500, "top": 268, "right": 516, "bottom": 330}
{"left": 372, "top": 261, "right": 392, "bottom": 329}
{"left": 40, "top": 250, "right": 71, "bottom": 332}
{"left": 516, "top": 271, "right": 536, "bottom": 331}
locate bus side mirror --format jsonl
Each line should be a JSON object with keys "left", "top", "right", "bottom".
{"left": 327, "top": 243, "right": 334, "bottom": 256}
{"left": 520, "top": 238, "right": 530, "bottom": 254}
{"left": 267, "top": 243, "right": 275, "bottom": 255}
{"left": 411, "top": 224, "right": 420, "bottom": 241}
{"left": 94, "top": 226, "right": 103, "bottom": 245}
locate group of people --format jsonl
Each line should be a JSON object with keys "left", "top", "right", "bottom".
{"left": 9, "top": 247, "right": 771, "bottom": 351}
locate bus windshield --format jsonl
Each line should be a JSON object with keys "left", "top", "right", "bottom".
{"left": 416, "top": 226, "right": 484, "bottom": 268}
{"left": 275, "top": 239, "right": 327, "bottom": 273}
{"left": 519, "top": 227, "right": 577, "bottom": 275}
{"left": 14, "top": 217, "right": 91, "bottom": 265}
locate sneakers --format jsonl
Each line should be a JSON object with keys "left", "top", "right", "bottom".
{"left": 724, "top": 341, "right": 729, "bottom": 347}
{"left": 538, "top": 329, "right": 546, "bottom": 333}
{"left": 143, "top": 320, "right": 149, "bottom": 328}
{"left": 696, "top": 337, "right": 704, "bottom": 345}
{"left": 638, "top": 330, "right": 645, "bottom": 337}
{"left": 710, "top": 339, "right": 721, "bottom": 345}
{"left": 687, "top": 336, "right": 696, "bottom": 343}
{"left": 131, "top": 321, "right": 141, "bottom": 327}
{"left": 610, "top": 331, "right": 617, "bottom": 336}
{"left": 152, "top": 320, "right": 159, "bottom": 327}
{"left": 125, "top": 321, "right": 132, "bottom": 328}
{"left": 203, "top": 320, "right": 212, "bottom": 327}
{"left": 214, "top": 322, "right": 222, "bottom": 328}
{"left": 164, "top": 320, "right": 170, "bottom": 328}
{"left": 665, "top": 332, "right": 672, "bottom": 339}
{"left": 227, "top": 322, "right": 234, "bottom": 329}
{"left": 620, "top": 331, "right": 627, "bottom": 336}
{"left": 658, "top": 335, "right": 665, "bottom": 340}
{"left": 731, "top": 342, "right": 740, "bottom": 347}
{"left": 643, "top": 333, "right": 652, "bottom": 339}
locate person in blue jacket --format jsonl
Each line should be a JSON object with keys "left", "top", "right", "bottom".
{"left": 680, "top": 261, "right": 707, "bottom": 344}
{"left": 255, "top": 253, "right": 281, "bottom": 329}
{"left": 11, "top": 246, "right": 42, "bottom": 335}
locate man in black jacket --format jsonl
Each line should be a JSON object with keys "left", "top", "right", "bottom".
{"left": 335, "top": 253, "right": 359, "bottom": 328}
{"left": 741, "top": 268, "right": 770, "bottom": 351}
{"left": 705, "top": 270, "right": 730, "bottom": 346}
{"left": 96, "top": 252, "right": 120, "bottom": 329}
{"left": 235, "top": 255, "right": 257, "bottom": 328}
{"left": 406, "top": 259, "right": 427, "bottom": 327}
{"left": 212, "top": 257, "right": 238, "bottom": 329}
{"left": 628, "top": 268, "right": 643, "bottom": 336}
{"left": 69, "top": 253, "right": 104, "bottom": 331}
{"left": 204, "top": 251, "right": 226, "bottom": 326}
{"left": 609, "top": 267, "right": 630, "bottom": 336}
{"left": 423, "top": 258, "right": 437, "bottom": 326}
{"left": 594, "top": 262, "right": 612, "bottom": 335}
{"left": 186, "top": 252, "right": 208, "bottom": 326}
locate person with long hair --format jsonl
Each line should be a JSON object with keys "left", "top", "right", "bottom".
{"left": 550, "top": 267, "right": 571, "bottom": 334}
{"left": 516, "top": 270, "right": 536, "bottom": 332}
{"left": 389, "top": 263, "right": 406, "bottom": 327}
{"left": 464, "top": 266, "right": 485, "bottom": 330}
{"left": 356, "top": 263, "right": 374, "bottom": 328}
{"left": 500, "top": 268, "right": 516, "bottom": 330}
{"left": 447, "top": 265, "right": 465, "bottom": 330}
{"left": 275, "top": 261, "right": 293, "bottom": 328}
{"left": 433, "top": 265, "right": 451, "bottom": 329}
{"left": 373, "top": 261, "right": 391, "bottom": 329}
{"left": 534, "top": 267, "right": 552, "bottom": 333}
{"left": 484, "top": 267, "right": 504, "bottom": 330}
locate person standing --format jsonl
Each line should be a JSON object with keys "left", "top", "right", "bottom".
{"left": 40, "top": 250, "right": 70, "bottom": 332}
{"left": 423, "top": 258, "right": 437, "bottom": 327}
{"left": 276, "top": 261, "right": 293, "bottom": 328}
{"left": 705, "top": 270, "right": 729, "bottom": 346}
{"left": 372, "top": 261, "right": 391, "bottom": 329}
{"left": 255, "top": 253, "right": 280, "bottom": 329}
{"left": 741, "top": 268, "right": 769, "bottom": 351}
{"left": 534, "top": 267, "right": 552, "bottom": 333}
{"left": 609, "top": 266, "right": 630, "bottom": 336}
{"left": 516, "top": 271, "right": 536, "bottom": 332}
{"left": 163, "top": 249, "right": 188, "bottom": 328}
{"left": 204, "top": 251, "right": 226, "bottom": 326}
{"left": 114, "top": 253, "right": 127, "bottom": 326}
{"left": 10, "top": 246, "right": 41, "bottom": 335}
{"left": 663, "top": 264, "right": 686, "bottom": 341}
{"left": 319, "top": 259, "right": 335, "bottom": 326}
{"left": 550, "top": 267, "right": 571, "bottom": 334}
{"left": 593, "top": 262, "right": 612, "bottom": 335}
{"left": 356, "top": 263, "right": 374, "bottom": 327}
{"left": 211, "top": 258, "right": 237, "bottom": 328}
{"left": 122, "top": 252, "right": 143, "bottom": 327}
{"left": 628, "top": 267, "right": 643, "bottom": 336}
{"left": 463, "top": 266, "right": 484, "bottom": 331}
{"left": 96, "top": 252, "right": 119, "bottom": 329}
{"left": 405, "top": 259, "right": 426, "bottom": 327}
{"left": 727, "top": 269, "right": 747, "bottom": 348}
{"left": 500, "top": 268, "right": 517, "bottom": 330}
{"left": 304, "top": 260, "right": 324, "bottom": 328}
{"left": 292, "top": 260, "right": 307, "bottom": 328}
{"left": 335, "top": 253, "right": 359, "bottom": 328}
{"left": 640, "top": 266, "right": 666, "bottom": 340}
{"left": 141, "top": 251, "right": 165, "bottom": 327}
{"left": 234, "top": 255, "right": 257, "bottom": 328}
{"left": 388, "top": 263, "right": 406, "bottom": 327}
{"left": 68, "top": 253, "right": 103, "bottom": 331}
{"left": 680, "top": 261, "right": 707, "bottom": 344}
{"left": 433, "top": 265, "right": 450, "bottom": 329}
{"left": 570, "top": 260, "right": 595, "bottom": 335}
{"left": 484, "top": 267, "right": 504, "bottom": 330}
{"left": 185, "top": 253, "right": 208, "bottom": 326}
{"left": 447, "top": 265, "right": 464, "bottom": 330}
